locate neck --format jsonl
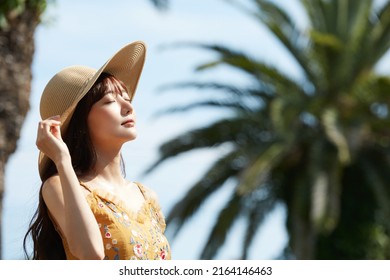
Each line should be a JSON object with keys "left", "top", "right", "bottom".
{"left": 86, "top": 148, "right": 126, "bottom": 186}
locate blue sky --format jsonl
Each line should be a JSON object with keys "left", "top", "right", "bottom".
{"left": 0, "top": 0, "right": 323, "bottom": 259}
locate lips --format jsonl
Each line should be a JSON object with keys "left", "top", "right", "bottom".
{"left": 121, "top": 119, "right": 135, "bottom": 126}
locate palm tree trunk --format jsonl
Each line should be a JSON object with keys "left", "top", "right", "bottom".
{"left": 0, "top": 3, "right": 41, "bottom": 259}
{"left": 287, "top": 175, "right": 317, "bottom": 259}
{"left": 290, "top": 213, "right": 317, "bottom": 259}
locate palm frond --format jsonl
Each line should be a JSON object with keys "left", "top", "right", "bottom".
{"left": 241, "top": 187, "right": 278, "bottom": 259}
{"left": 199, "top": 192, "right": 244, "bottom": 259}
{"left": 154, "top": 81, "right": 268, "bottom": 117}
{"left": 192, "top": 44, "right": 306, "bottom": 91}
{"left": 166, "top": 150, "right": 244, "bottom": 238}
{"left": 237, "top": 142, "right": 285, "bottom": 195}
{"left": 144, "top": 114, "right": 271, "bottom": 174}
{"left": 367, "top": 2, "right": 390, "bottom": 64}
{"left": 350, "top": 75, "right": 390, "bottom": 134}
{"left": 249, "top": 0, "right": 317, "bottom": 84}
{"left": 149, "top": 0, "right": 168, "bottom": 10}
{"left": 155, "top": 99, "right": 257, "bottom": 116}
{"left": 336, "top": 1, "right": 375, "bottom": 84}
{"left": 159, "top": 81, "right": 272, "bottom": 101}
{"left": 301, "top": 0, "right": 327, "bottom": 32}
{"left": 160, "top": 81, "right": 254, "bottom": 97}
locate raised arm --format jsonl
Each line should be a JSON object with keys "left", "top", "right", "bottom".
{"left": 37, "top": 116, "right": 104, "bottom": 259}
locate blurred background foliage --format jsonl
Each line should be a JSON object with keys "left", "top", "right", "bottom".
{"left": 146, "top": 0, "right": 390, "bottom": 259}
{"left": 1, "top": 0, "right": 390, "bottom": 260}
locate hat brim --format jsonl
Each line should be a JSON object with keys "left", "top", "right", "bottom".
{"left": 38, "top": 41, "right": 146, "bottom": 179}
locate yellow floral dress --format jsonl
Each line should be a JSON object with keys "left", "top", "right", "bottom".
{"left": 61, "top": 182, "right": 171, "bottom": 260}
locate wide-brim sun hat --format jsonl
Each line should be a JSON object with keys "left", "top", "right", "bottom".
{"left": 38, "top": 41, "right": 146, "bottom": 179}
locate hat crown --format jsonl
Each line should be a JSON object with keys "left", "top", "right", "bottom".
{"left": 40, "top": 66, "right": 96, "bottom": 120}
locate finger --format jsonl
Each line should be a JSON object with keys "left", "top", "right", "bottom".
{"left": 50, "top": 123, "right": 63, "bottom": 140}
{"left": 39, "top": 115, "right": 61, "bottom": 128}
{"left": 39, "top": 118, "right": 62, "bottom": 130}
{"left": 37, "top": 119, "right": 62, "bottom": 140}
{"left": 47, "top": 115, "right": 61, "bottom": 120}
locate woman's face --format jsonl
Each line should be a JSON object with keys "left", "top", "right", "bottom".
{"left": 87, "top": 79, "right": 137, "bottom": 148}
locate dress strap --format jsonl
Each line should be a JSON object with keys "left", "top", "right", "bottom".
{"left": 133, "top": 182, "right": 166, "bottom": 231}
{"left": 134, "top": 182, "right": 147, "bottom": 199}
{"left": 79, "top": 181, "right": 92, "bottom": 192}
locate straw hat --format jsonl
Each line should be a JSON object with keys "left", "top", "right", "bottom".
{"left": 38, "top": 41, "right": 146, "bottom": 179}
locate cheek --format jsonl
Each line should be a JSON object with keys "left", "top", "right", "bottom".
{"left": 87, "top": 108, "right": 114, "bottom": 136}
{"left": 88, "top": 110, "right": 102, "bottom": 129}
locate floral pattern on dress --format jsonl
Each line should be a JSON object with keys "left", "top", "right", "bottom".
{"left": 83, "top": 183, "right": 171, "bottom": 260}
{"left": 159, "top": 248, "right": 168, "bottom": 260}
{"left": 103, "top": 225, "right": 111, "bottom": 238}
{"left": 133, "top": 243, "right": 143, "bottom": 258}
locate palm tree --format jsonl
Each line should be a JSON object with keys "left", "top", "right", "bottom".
{"left": 145, "top": 0, "right": 390, "bottom": 259}
{"left": 0, "top": 0, "right": 168, "bottom": 260}
{"left": 0, "top": 0, "right": 46, "bottom": 260}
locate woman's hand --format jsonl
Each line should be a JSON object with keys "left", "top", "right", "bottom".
{"left": 36, "top": 115, "right": 70, "bottom": 165}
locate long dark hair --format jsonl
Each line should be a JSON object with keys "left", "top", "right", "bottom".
{"left": 23, "top": 72, "right": 127, "bottom": 259}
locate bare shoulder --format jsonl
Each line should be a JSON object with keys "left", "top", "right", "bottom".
{"left": 42, "top": 175, "right": 63, "bottom": 201}
{"left": 41, "top": 175, "right": 66, "bottom": 229}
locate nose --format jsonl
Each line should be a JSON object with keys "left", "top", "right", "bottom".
{"left": 121, "top": 98, "right": 134, "bottom": 116}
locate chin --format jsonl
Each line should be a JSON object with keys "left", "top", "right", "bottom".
{"left": 127, "top": 132, "right": 137, "bottom": 141}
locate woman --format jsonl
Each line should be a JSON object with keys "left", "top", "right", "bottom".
{"left": 23, "top": 41, "right": 171, "bottom": 260}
